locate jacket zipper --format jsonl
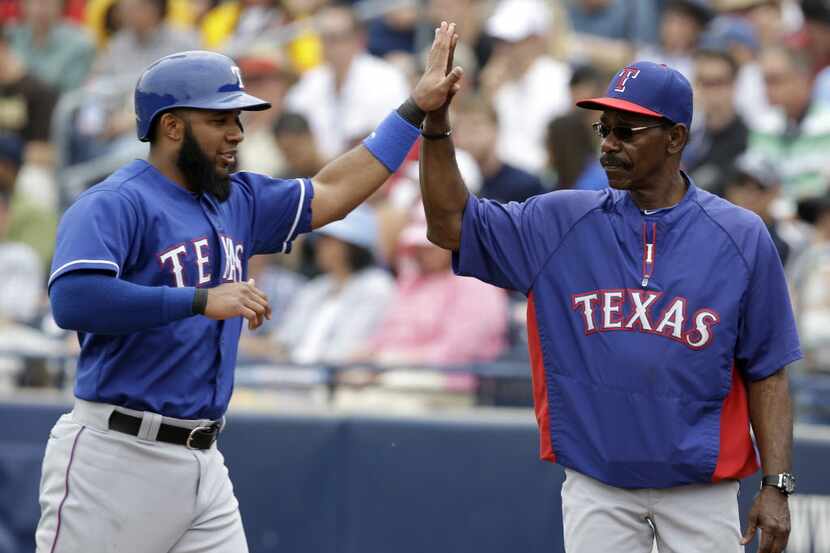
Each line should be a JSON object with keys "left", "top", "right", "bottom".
{"left": 642, "top": 222, "right": 656, "bottom": 288}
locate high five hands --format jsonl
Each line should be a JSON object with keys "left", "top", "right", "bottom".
{"left": 412, "top": 21, "right": 464, "bottom": 114}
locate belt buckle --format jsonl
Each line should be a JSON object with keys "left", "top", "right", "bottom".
{"left": 186, "top": 423, "right": 219, "bottom": 450}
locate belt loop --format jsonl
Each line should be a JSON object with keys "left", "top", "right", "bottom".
{"left": 138, "top": 411, "right": 163, "bottom": 441}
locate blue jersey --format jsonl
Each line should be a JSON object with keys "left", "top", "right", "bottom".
{"left": 49, "top": 160, "right": 313, "bottom": 419}
{"left": 454, "top": 177, "right": 802, "bottom": 489}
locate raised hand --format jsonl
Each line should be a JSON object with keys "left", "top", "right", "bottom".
{"left": 204, "top": 278, "right": 272, "bottom": 330}
{"left": 412, "top": 21, "right": 463, "bottom": 113}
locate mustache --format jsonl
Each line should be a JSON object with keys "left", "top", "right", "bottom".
{"left": 600, "top": 155, "right": 630, "bottom": 168}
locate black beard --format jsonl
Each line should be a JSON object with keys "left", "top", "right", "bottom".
{"left": 176, "top": 124, "right": 232, "bottom": 202}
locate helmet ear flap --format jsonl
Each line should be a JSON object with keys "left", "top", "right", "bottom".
{"left": 146, "top": 114, "right": 162, "bottom": 145}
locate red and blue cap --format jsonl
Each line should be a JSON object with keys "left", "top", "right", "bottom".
{"left": 576, "top": 61, "right": 693, "bottom": 128}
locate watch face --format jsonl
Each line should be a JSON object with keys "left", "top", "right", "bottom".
{"left": 783, "top": 474, "right": 796, "bottom": 494}
{"left": 764, "top": 474, "right": 796, "bottom": 494}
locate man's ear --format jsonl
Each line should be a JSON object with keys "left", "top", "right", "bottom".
{"left": 667, "top": 123, "right": 688, "bottom": 156}
{"left": 158, "top": 112, "right": 186, "bottom": 142}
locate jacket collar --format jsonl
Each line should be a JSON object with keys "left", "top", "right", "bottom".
{"left": 616, "top": 171, "right": 699, "bottom": 233}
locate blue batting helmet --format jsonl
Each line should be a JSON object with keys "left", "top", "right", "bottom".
{"left": 134, "top": 50, "right": 271, "bottom": 142}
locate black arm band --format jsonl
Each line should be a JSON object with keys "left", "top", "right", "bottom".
{"left": 396, "top": 96, "right": 426, "bottom": 128}
{"left": 192, "top": 288, "right": 209, "bottom": 315}
{"left": 421, "top": 128, "right": 452, "bottom": 140}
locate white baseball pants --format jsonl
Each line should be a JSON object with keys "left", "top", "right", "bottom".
{"left": 35, "top": 399, "right": 248, "bottom": 553}
{"left": 562, "top": 468, "right": 743, "bottom": 553}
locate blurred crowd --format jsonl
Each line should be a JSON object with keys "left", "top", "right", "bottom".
{"left": 1, "top": 0, "right": 830, "bottom": 420}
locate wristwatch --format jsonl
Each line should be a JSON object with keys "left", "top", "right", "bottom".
{"left": 761, "top": 473, "right": 796, "bottom": 495}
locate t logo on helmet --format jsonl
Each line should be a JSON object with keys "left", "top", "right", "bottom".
{"left": 231, "top": 66, "right": 245, "bottom": 89}
{"left": 614, "top": 67, "right": 640, "bottom": 93}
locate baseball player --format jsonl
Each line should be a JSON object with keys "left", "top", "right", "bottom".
{"left": 419, "top": 53, "right": 799, "bottom": 553}
{"left": 35, "top": 25, "right": 463, "bottom": 553}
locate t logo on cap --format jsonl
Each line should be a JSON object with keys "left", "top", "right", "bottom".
{"left": 614, "top": 67, "right": 641, "bottom": 93}
{"left": 575, "top": 61, "right": 694, "bottom": 129}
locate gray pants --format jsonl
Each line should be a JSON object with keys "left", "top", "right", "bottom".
{"left": 562, "top": 468, "right": 743, "bottom": 553}
{"left": 35, "top": 399, "right": 248, "bottom": 553}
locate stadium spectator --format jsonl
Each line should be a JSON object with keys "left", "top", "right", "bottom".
{"left": 791, "top": 194, "right": 830, "bottom": 320}
{"left": 237, "top": 253, "right": 307, "bottom": 361}
{"left": 798, "top": 0, "right": 830, "bottom": 76}
{"left": 271, "top": 111, "right": 326, "bottom": 179}
{"left": 568, "top": 63, "right": 605, "bottom": 105}
{"left": 452, "top": 94, "right": 545, "bottom": 204}
{"left": 557, "top": 63, "right": 610, "bottom": 191}
{"left": 75, "top": 0, "right": 199, "bottom": 162}
{"left": 270, "top": 111, "right": 344, "bottom": 283}
{"left": 0, "top": 134, "right": 20, "bottom": 193}
{"left": 479, "top": 0, "right": 571, "bottom": 173}
{"left": 93, "top": 1, "right": 121, "bottom": 43}
{"left": 269, "top": 110, "right": 335, "bottom": 283}
{"left": 543, "top": 111, "right": 608, "bottom": 190}
{"left": 788, "top": 192, "right": 830, "bottom": 421}
{"left": 801, "top": 0, "right": 830, "bottom": 104}
{"left": 567, "top": 0, "right": 659, "bottom": 43}
{"left": 0, "top": 32, "right": 57, "bottom": 165}
{"left": 92, "top": 0, "right": 199, "bottom": 79}
{"left": 285, "top": 3, "right": 409, "bottom": 160}
{"left": 565, "top": 0, "right": 659, "bottom": 73}
{"left": 366, "top": 2, "right": 418, "bottom": 58}
{"left": 0, "top": 187, "right": 43, "bottom": 325}
{"left": 277, "top": 0, "right": 331, "bottom": 73}
{"left": 234, "top": 47, "right": 297, "bottom": 175}
{"left": 375, "top": 5, "right": 489, "bottom": 99}
{"left": 7, "top": 0, "right": 96, "bottom": 92}
{"left": 84, "top": 0, "right": 197, "bottom": 48}
{"left": 683, "top": 47, "right": 749, "bottom": 195}
{"left": 428, "top": 0, "right": 493, "bottom": 75}
{"left": 0, "top": 133, "right": 57, "bottom": 270}
{"left": 723, "top": 152, "right": 792, "bottom": 265}
{"left": 83, "top": 0, "right": 125, "bottom": 48}
{"left": 200, "top": 0, "right": 285, "bottom": 56}
{"left": 274, "top": 205, "right": 394, "bottom": 365}
{"left": 636, "top": 0, "right": 714, "bottom": 81}
{"left": 357, "top": 210, "right": 508, "bottom": 367}
{"left": 184, "top": 0, "right": 221, "bottom": 27}
{"left": 697, "top": 15, "right": 770, "bottom": 127}
{"left": 747, "top": 45, "right": 830, "bottom": 205}
{"left": 716, "top": 0, "right": 801, "bottom": 48}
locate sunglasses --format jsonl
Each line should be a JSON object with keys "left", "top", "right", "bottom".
{"left": 592, "top": 122, "right": 666, "bottom": 141}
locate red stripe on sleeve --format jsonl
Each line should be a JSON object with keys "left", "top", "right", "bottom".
{"left": 712, "top": 364, "right": 759, "bottom": 481}
{"left": 527, "top": 293, "right": 556, "bottom": 462}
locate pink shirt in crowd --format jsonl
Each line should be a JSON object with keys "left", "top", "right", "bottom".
{"left": 370, "top": 267, "right": 508, "bottom": 366}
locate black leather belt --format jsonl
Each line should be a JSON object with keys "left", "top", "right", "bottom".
{"left": 108, "top": 410, "right": 220, "bottom": 450}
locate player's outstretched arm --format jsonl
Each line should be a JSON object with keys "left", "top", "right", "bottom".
{"left": 419, "top": 25, "right": 467, "bottom": 252}
{"left": 309, "top": 21, "right": 463, "bottom": 230}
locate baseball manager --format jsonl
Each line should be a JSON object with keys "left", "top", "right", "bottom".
{"left": 419, "top": 58, "right": 799, "bottom": 553}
